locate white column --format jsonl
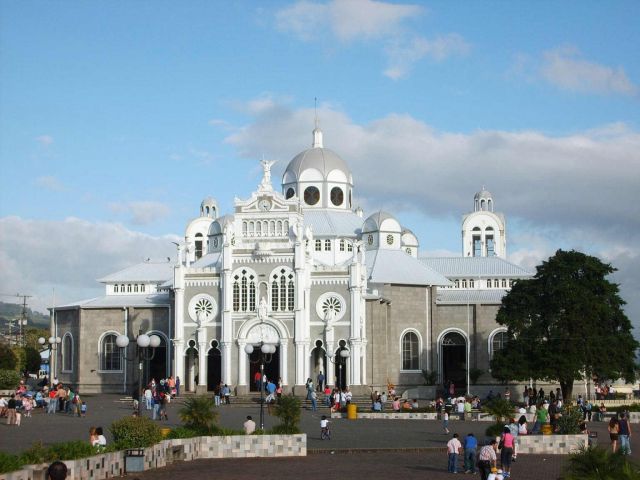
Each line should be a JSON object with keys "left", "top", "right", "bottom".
{"left": 220, "top": 341, "right": 232, "bottom": 385}
{"left": 279, "top": 341, "right": 288, "bottom": 385}
{"left": 326, "top": 342, "right": 335, "bottom": 386}
{"left": 237, "top": 340, "right": 247, "bottom": 386}
{"left": 197, "top": 328, "right": 207, "bottom": 387}
{"left": 361, "top": 339, "right": 368, "bottom": 385}
{"left": 173, "top": 339, "right": 184, "bottom": 386}
{"left": 350, "top": 341, "right": 361, "bottom": 385}
{"left": 295, "top": 341, "right": 307, "bottom": 385}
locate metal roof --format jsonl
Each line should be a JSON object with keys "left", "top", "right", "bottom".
{"left": 284, "top": 147, "right": 351, "bottom": 181}
{"left": 191, "top": 251, "right": 222, "bottom": 269}
{"left": 97, "top": 261, "right": 174, "bottom": 283}
{"left": 56, "top": 293, "right": 171, "bottom": 310}
{"left": 419, "top": 256, "right": 533, "bottom": 278}
{"left": 366, "top": 249, "right": 452, "bottom": 286}
{"left": 304, "top": 209, "right": 363, "bottom": 237}
{"left": 436, "top": 288, "right": 507, "bottom": 305}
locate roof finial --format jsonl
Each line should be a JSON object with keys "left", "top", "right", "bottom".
{"left": 312, "top": 97, "right": 323, "bottom": 148}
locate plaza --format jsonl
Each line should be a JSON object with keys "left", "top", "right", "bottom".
{"left": 2, "top": 393, "right": 638, "bottom": 479}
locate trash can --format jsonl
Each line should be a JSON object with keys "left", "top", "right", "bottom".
{"left": 347, "top": 403, "right": 357, "bottom": 419}
{"left": 160, "top": 427, "right": 171, "bottom": 438}
{"left": 125, "top": 449, "right": 145, "bottom": 473}
{"left": 541, "top": 424, "right": 553, "bottom": 435}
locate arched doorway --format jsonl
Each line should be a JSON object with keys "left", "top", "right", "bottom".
{"left": 310, "top": 340, "right": 327, "bottom": 388}
{"left": 207, "top": 340, "right": 222, "bottom": 391}
{"left": 185, "top": 341, "right": 199, "bottom": 392}
{"left": 441, "top": 331, "right": 467, "bottom": 394}
{"left": 145, "top": 333, "right": 168, "bottom": 384}
{"left": 247, "top": 347, "right": 280, "bottom": 391}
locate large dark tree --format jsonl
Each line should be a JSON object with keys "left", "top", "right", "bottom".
{"left": 491, "top": 249, "right": 638, "bottom": 400}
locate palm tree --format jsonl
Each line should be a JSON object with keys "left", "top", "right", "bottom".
{"left": 178, "top": 396, "right": 218, "bottom": 433}
{"left": 272, "top": 394, "right": 302, "bottom": 434}
{"left": 561, "top": 446, "right": 640, "bottom": 480}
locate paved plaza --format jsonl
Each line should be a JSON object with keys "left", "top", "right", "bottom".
{"left": 1, "top": 394, "right": 638, "bottom": 479}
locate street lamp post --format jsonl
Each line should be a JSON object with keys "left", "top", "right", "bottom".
{"left": 38, "top": 336, "right": 61, "bottom": 380}
{"left": 115, "top": 331, "right": 161, "bottom": 415}
{"left": 329, "top": 347, "right": 350, "bottom": 390}
{"left": 244, "top": 342, "right": 276, "bottom": 430}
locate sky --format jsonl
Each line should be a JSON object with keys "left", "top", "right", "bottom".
{"left": 0, "top": 1, "right": 639, "bottom": 331}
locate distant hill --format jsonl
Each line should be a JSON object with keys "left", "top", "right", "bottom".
{"left": 0, "top": 301, "right": 50, "bottom": 330}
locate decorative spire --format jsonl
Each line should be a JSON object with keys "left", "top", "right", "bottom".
{"left": 312, "top": 97, "right": 323, "bottom": 148}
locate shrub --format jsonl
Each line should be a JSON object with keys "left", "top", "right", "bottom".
{"left": 469, "top": 368, "right": 484, "bottom": 385}
{"left": 211, "top": 426, "right": 244, "bottom": 436}
{"left": 557, "top": 405, "right": 583, "bottom": 434}
{"left": 0, "top": 369, "right": 21, "bottom": 389}
{"left": 272, "top": 394, "right": 301, "bottom": 434}
{"left": 610, "top": 403, "right": 640, "bottom": 413}
{"left": 270, "top": 424, "right": 300, "bottom": 435}
{"left": 47, "top": 441, "right": 96, "bottom": 461}
{"left": 19, "top": 441, "right": 50, "bottom": 465}
{"left": 166, "top": 427, "right": 202, "bottom": 439}
{"left": 421, "top": 369, "right": 438, "bottom": 386}
{"left": 179, "top": 396, "right": 218, "bottom": 432}
{"left": 0, "top": 452, "right": 23, "bottom": 474}
{"left": 110, "top": 416, "right": 162, "bottom": 449}
{"left": 560, "top": 445, "right": 640, "bottom": 480}
{"left": 482, "top": 398, "right": 514, "bottom": 422}
{"left": 485, "top": 422, "right": 505, "bottom": 438}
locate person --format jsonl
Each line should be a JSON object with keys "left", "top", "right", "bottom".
{"left": 320, "top": 415, "right": 330, "bottom": 440}
{"left": 265, "top": 380, "right": 277, "bottom": 404}
{"left": 608, "top": 416, "right": 620, "bottom": 452}
{"left": 309, "top": 389, "right": 318, "bottom": 411}
{"left": 392, "top": 396, "right": 400, "bottom": 411}
{"left": 531, "top": 403, "right": 548, "bottom": 434}
{"left": 618, "top": 412, "right": 632, "bottom": 455}
{"left": 411, "top": 398, "right": 419, "bottom": 409}
{"left": 487, "top": 468, "right": 504, "bottom": 480}
{"left": 47, "top": 461, "right": 67, "bottom": 480}
{"left": 477, "top": 440, "right": 498, "bottom": 480}
{"left": 89, "top": 427, "right": 100, "bottom": 447}
{"left": 446, "top": 433, "right": 462, "bottom": 474}
{"left": 463, "top": 433, "right": 477, "bottom": 474}
{"left": 254, "top": 371, "right": 261, "bottom": 392}
{"left": 372, "top": 396, "right": 382, "bottom": 412}
{"left": 518, "top": 415, "right": 528, "bottom": 435}
{"left": 47, "top": 389, "right": 57, "bottom": 414}
{"left": 213, "top": 383, "right": 221, "bottom": 406}
{"left": 457, "top": 398, "right": 465, "bottom": 420}
{"left": 323, "top": 385, "right": 331, "bottom": 407}
{"left": 243, "top": 415, "right": 256, "bottom": 434}
{"left": 6, "top": 395, "right": 17, "bottom": 426}
{"left": 152, "top": 391, "right": 161, "bottom": 420}
{"left": 597, "top": 402, "right": 607, "bottom": 422}
{"left": 175, "top": 376, "right": 181, "bottom": 397}
{"left": 442, "top": 410, "right": 450, "bottom": 434}
{"left": 223, "top": 384, "right": 231, "bottom": 404}
{"left": 500, "top": 426, "right": 514, "bottom": 477}
{"left": 160, "top": 392, "right": 169, "bottom": 420}
{"left": 508, "top": 417, "right": 519, "bottom": 462}
{"left": 317, "top": 371, "right": 325, "bottom": 392}
{"left": 144, "top": 387, "right": 152, "bottom": 410}
{"left": 95, "top": 427, "right": 107, "bottom": 449}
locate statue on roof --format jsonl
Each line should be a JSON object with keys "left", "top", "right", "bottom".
{"left": 259, "top": 159, "right": 276, "bottom": 191}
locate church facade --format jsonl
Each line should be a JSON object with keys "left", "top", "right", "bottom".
{"left": 52, "top": 127, "right": 532, "bottom": 395}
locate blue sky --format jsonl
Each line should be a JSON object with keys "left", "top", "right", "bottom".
{"left": 0, "top": 0, "right": 639, "bottom": 326}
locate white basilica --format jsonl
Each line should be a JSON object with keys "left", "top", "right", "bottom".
{"left": 52, "top": 126, "right": 533, "bottom": 395}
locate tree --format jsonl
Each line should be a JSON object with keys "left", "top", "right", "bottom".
{"left": 24, "top": 346, "right": 41, "bottom": 373}
{"left": 0, "top": 344, "right": 17, "bottom": 370}
{"left": 490, "top": 249, "right": 638, "bottom": 400}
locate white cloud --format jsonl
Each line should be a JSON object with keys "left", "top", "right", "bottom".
{"left": 541, "top": 46, "right": 638, "bottom": 96}
{"left": 384, "top": 33, "right": 470, "bottom": 79}
{"left": 275, "top": 0, "right": 465, "bottom": 78}
{"left": 108, "top": 201, "right": 171, "bottom": 225}
{"left": 276, "top": 0, "right": 423, "bottom": 42}
{"left": 34, "top": 175, "right": 65, "bottom": 192}
{"left": 35, "top": 135, "right": 54, "bottom": 146}
{"left": 0, "top": 216, "right": 178, "bottom": 314}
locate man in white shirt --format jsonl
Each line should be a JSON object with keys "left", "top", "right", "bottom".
{"left": 446, "top": 433, "right": 462, "bottom": 474}
{"left": 243, "top": 415, "right": 256, "bottom": 434}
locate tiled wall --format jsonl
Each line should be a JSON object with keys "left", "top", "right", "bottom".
{"left": 0, "top": 434, "right": 307, "bottom": 480}
{"left": 517, "top": 434, "right": 587, "bottom": 455}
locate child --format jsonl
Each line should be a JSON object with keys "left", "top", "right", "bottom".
{"left": 81, "top": 401, "right": 87, "bottom": 417}
{"left": 443, "top": 411, "right": 450, "bottom": 434}
{"left": 320, "top": 415, "right": 331, "bottom": 440}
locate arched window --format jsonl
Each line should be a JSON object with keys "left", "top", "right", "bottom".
{"left": 100, "top": 333, "right": 121, "bottom": 371}
{"left": 141, "top": 284, "right": 146, "bottom": 293}
{"left": 325, "top": 239, "right": 331, "bottom": 251}
{"left": 134, "top": 284, "right": 139, "bottom": 293}
{"left": 490, "top": 330, "right": 508, "bottom": 359}
{"left": 454, "top": 280, "right": 460, "bottom": 288}
{"left": 113, "top": 284, "right": 119, "bottom": 293}
{"left": 401, "top": 331, "right": 420, "bottom": 371}
{"left": 469, "top": 279, "right": 474, "bottom": 288}
{"left": 195, "top": 233, "right": 204, "bottom": 259}
{"left": 462, "top": 279, "right": 467, "bottom": 288}
{"left": 270, "top": 267, "right": 295, "bottom": 312}
{"left": 486, "top": 279, "right": 492, "bottom": 288}
{"left": 127, "top": 284, "right": 132, "bottom": 293}
{"left": 232, "top": 269, "right": 256, "bottom": 312}
{"left": 62, "top": 333, "right": 73, "bottom": 372}
{"left": 340, "top": 239, "right": 345, "bottom": 251}
{"left": 315, "top": 239, "right": 322, "bottom": 251}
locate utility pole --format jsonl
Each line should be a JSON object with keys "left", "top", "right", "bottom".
{"left": 0, "top": 293, "right": 32, "bottom": 346}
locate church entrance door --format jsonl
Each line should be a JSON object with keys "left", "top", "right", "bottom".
{"left": 442, "top": 332, "right": 467, "bottom": 394}
{"left": 185, "top": 346, "right": 198, "bottom": 392}
{"left": 207, "top": 343, "right": 222, "bottom": 391}
{"left": 248, "top": 347, "right": 280, "bottom": 391}
{"left": 310, "top": 341, "right": 327, "bottom": 389}
{"left": 145, "top": 335, "right": 167, "bottom": 385}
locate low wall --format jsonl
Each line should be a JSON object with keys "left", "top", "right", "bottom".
{"left": 331, "top": 411, "right": 536, "bottom": 422}
{"left": 0, "top": 434, "right": 307, "bottom": 480}
{"left": 517, "top": 434, "right": 587, "bottom": 455}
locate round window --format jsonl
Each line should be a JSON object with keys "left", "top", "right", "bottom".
{"left": 304, "top": 186, "right": 320, "bottom": 205}
{"left": 330, "top": 187, "right": 344, "bottom": 206}
{"left": 285, "top": 187, "right": 295, "bottom": 199}
{"left": 386, "top": 234, "right": 394, "bottom": 245}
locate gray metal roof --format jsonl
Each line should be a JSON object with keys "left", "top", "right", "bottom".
{"left": 419, "top": 257, "right": 533, "bottom": 278}
{"left": 191, "top": 251, "right": 222, "bottom": 268}
{"left": 362, "top": 210, "right": 401, "bottom": 233}
{"left": 436, "top": 289, "right": 507, "bottom": 305}
{"left": 97, "top": 261, "right": 174, "bottom": 283}
{"left": 366, "top": 249, "right": 452, "bottom": 286}
{"left": 56, "top": 293, "right": 171, "bottom": 310}
{"left": 304, "top": 210, "right": 363, "bottom": 237}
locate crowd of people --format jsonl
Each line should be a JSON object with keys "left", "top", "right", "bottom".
{"left": 1, "top": 377, "right": 88, "bottom": 426}
{"left": 135, "top": 376, "right": 180, "bottom": 420}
